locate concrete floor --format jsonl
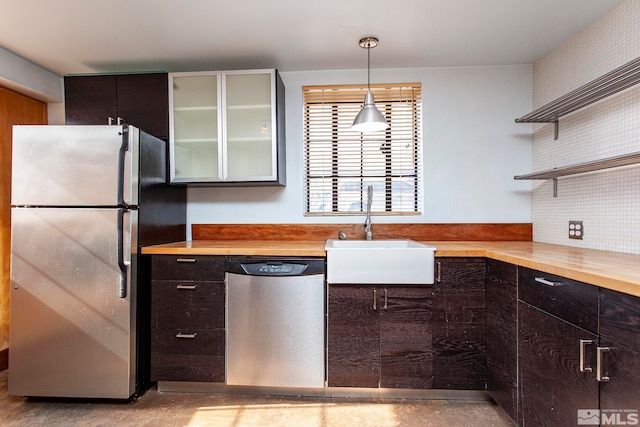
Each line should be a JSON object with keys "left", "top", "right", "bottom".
{"left": 0, "top": 371, "right": 515, "bottom": 427}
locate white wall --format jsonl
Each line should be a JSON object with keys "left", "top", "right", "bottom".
{"left": 0, "top": 46, "right": 62, "bottom": 103}
{"left": 187, "top": 65, "right": 533, "bottom": 236}
{"left": 531, "top": 0, "right": 640, "bottom": 254}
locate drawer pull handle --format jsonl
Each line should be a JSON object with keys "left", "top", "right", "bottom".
{"left": 176, "top": 284, "right": 197, "bottom": 290}
{"left": 176, "top": 333, "right": 197, "bottom": 339}
{"left": 597, "top": 347, "right": 611, "bottom": 382}
{"left": 534, "top": 277, "right": 566, "bottom": 287}
{"left": 579, "top": 339, "right": 594, "bottom": 372}
{"left": 176, "top": 258, "right": 196, "bottom": 263}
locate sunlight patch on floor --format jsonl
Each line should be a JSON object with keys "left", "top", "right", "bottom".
{"left": 187, "top": 402, "right": 399, "bottom": 427}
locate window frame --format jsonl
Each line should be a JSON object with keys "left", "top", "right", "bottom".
{"left": 303, "top": 83, "right": 423, "bottom": 216}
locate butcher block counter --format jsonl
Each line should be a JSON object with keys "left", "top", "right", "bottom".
{"left": 142, "top": 240, "right": 640, "bottom": 298}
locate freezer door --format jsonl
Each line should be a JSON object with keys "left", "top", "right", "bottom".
{"left": 9, "top": 207, "right": 138, "bottom": 399}
{"left": 11, "top": 125, "right": 139, "bottom": 207}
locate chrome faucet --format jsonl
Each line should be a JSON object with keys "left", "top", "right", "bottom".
{"left": 363, "top": 185, "right": 373, "bottom": 240}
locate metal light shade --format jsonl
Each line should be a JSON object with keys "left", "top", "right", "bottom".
{"left": 351, "top": 91, "right": 389, "bottom": 132}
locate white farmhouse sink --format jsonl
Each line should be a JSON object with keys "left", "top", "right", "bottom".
{"left": 325, "top": 239, "right": 436, "bottom": 285}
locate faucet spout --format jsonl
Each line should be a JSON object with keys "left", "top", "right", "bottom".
{"left": 364, "top": 185, "right": 373, "bottom": 240}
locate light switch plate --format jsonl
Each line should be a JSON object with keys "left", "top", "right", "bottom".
{"left": 569, "top": 221, "right": 584, "bottom": 240}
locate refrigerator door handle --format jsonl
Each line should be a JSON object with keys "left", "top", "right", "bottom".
{"left": 117, "top": 209, "right": 132, "bottom": 298}
{"left": 118, "top": 126, "right": 131, "bottom": 207}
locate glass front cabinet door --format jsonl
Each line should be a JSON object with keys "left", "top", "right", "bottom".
{"left": 169, "top": 69, "right": 285, "bottom": 186}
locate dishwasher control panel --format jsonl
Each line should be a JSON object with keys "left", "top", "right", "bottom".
{"left": 226, "top": 257, "right": 325, "bottom": 276}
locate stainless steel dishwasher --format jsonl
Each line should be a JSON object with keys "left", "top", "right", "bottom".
{"left": 226, "top": 257, "right": 325, "bottom": 388}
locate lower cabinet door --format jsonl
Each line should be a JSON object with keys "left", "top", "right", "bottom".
{"left": 518, "top": 302, "right": 598, "bottom": 427}
{"left": 327, "top": 286, "right": 380, "bottom": 388}
{"left": 380, "top": 287, "right": 433, "bottom": 389}
{"left": 598, "top": 338, "right": 640, "bottom": 422}
{"left": 327, "top": 285, "right": 433, "bottom": 389}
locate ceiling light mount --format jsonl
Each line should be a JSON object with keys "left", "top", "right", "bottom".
{"left": 359, "top": 37, "right": 379, "bottom": 49}
{"left": 351, "top": 36, "right": 389, "bottom": 133}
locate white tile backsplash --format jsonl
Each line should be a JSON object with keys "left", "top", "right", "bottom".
{"left": 531, "top": 0, "right": 640, "bottom": 254}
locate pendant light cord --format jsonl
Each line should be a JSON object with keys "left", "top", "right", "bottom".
{"left": 367, "top": 43, "right": 371, "bottom": 91}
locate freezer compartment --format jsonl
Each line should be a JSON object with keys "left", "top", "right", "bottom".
{"left": 11, "top": 125, "right": 139, "bottom": 207}
{"left": 9, "top": 207, "right": 138, "bottom": 398}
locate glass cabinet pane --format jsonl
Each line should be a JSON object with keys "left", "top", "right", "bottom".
{"left": 224, "top": 71, "right": 275, "bottom": 180}
{"left": 171, "top": 73, "right": 221, "bottom": 181}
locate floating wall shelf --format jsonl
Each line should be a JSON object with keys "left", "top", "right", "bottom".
{"left": 514, "top": 151, "right": 640, "bottom": 197}
{"left": 515, "top": 56, "right": 640, "bottom": 140}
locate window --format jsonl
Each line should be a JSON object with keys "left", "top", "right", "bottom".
{"left": 303, "top": 83, "right": 422, "bottom": 215}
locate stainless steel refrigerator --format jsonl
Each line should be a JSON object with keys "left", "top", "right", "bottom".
{"left": 9, "top": 125, "right": 186, "bottom": 399}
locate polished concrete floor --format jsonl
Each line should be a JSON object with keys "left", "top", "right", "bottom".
{"left": 0, "top": 370, "right": 514, "bottom": 427}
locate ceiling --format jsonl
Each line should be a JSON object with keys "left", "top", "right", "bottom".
{"left": 0, "top": 0, "right": 624, "bottom": 76}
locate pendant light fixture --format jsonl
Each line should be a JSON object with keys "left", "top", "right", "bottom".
{"left": 351, "top": 36, "right": 389, "bottom": 132}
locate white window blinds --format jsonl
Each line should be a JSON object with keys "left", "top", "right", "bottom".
{"left": 303, "top": 83, "right": 423, "bottom": 215}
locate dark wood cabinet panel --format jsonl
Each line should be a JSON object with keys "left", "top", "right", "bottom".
{"left": 64, "top": 73, "right": 168, "bottom": 140}
{"left": 432, "top": 257, "right": 486, "bottom": 390}
{"left": 151, "top": 255, "right": 225, "bottom": 281}
{"left": 327, "top": 285, "right": 433, "bottom": 389}
{"left": 327, "top": 286, "right": 380, "bottom": 388}
{"left": 152, "top": 280, "right": 224, "bottom": 329}
{"left": 599, "top": 290, "right": 640, "bottom": 420}
{"left": 64, "top": 75, "right": 117, "bottom": 125}
{"left": 116, "top": 73, "right": 169, "bottom": 140}
{"left": 518, "top": 266, "right": 598, "bottom": 333}
{"left": 518, "top": 301, "right": 598, "bottom": 427}
{"left": 150, "top": 255, "right": 226, "bottom": 383}
{"left": 598, "top": 338, "right": 640, "bottom": 416}
{"left": 380, "top": 287, "right": 433, "bottom": 389}
{"left": 151, "top": 328, "right": 225, "bottom": 382}
{"left": 600, "top": 289, "right": 640, "bottom": 354}
{"left": 486, "top": 259, "right": 518, "bottom": 422}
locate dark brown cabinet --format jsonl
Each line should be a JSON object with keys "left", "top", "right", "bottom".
{"left": 64, "top": 73, "right": 169, "bottom": 140}
{"left": 150, "top": 255, "right": 225, "bottom": 382}
{"left": 517, "top": 267, "right": 600, "bottom": 427}
{"left": 599, "top": 289, "right": 640, "bottom": 421}
{"left": 486, "top": 259, "right": 518, "bottom": 422}
{"left": 432, "top": 257, "right": 486, "bottom": 389}
{"left": 327, "top": 285, "right": 432, "bottom": 389}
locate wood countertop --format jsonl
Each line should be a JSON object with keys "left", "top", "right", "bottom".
{"left": 142, "top": 240, "right": 640, "bottom": 298}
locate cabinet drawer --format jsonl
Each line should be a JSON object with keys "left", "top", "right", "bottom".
{"left": 600, "top": 289, "right": 640, "bottom": 353}
{"left": 518, "top": 267, "right": 598, "bottom": 333}
{"left": 151, "top": 328, "right": 225, "bottom": 382}
{"left": 152, "top": 280, "right": 225, "bottom": 329}
{"left": 151, "top": 255, "right": 225, "bottom": 281}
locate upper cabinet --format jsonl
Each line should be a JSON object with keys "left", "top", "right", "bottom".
{"left": 64, "top": 73, "right": 169, "bottom": 141}
{"left": 169, "top": 69, "right": 286, "bottom": 186}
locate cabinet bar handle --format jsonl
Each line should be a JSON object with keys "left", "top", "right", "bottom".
{"left": 176, "top": 332, "right": 197, "bottom": 339}
{"left": 116, "top": 117, "right": 124, "bottom": 125}
{"left": 436, "top": 261, "right": 442, "bottom": 283}
{"left": 373, "top": 289, "right": 377, "bottom": 311}
{"left": 384, "top": 288, "right": 388, "bottom": 310}
{"left": 108, "top": 117, "right": 115, "bottom": 125}
{"left": 534, "top": 277, "right": 566, "bottom": 287}
{"left": 579, "top": 339, "right": 594, "bottom": 372}
{"left": 596, "top": 347, "right": 611, "bottom": 382}
{"left": 176, "top": 258, "right": 196, "bottom": 263}
{"left": 176, "top": 284, "right": 197, "bottom": 290}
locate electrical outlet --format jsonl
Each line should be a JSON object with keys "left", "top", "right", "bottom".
{"left": 569, "top": 221, "right": 584, "bottom": 240}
